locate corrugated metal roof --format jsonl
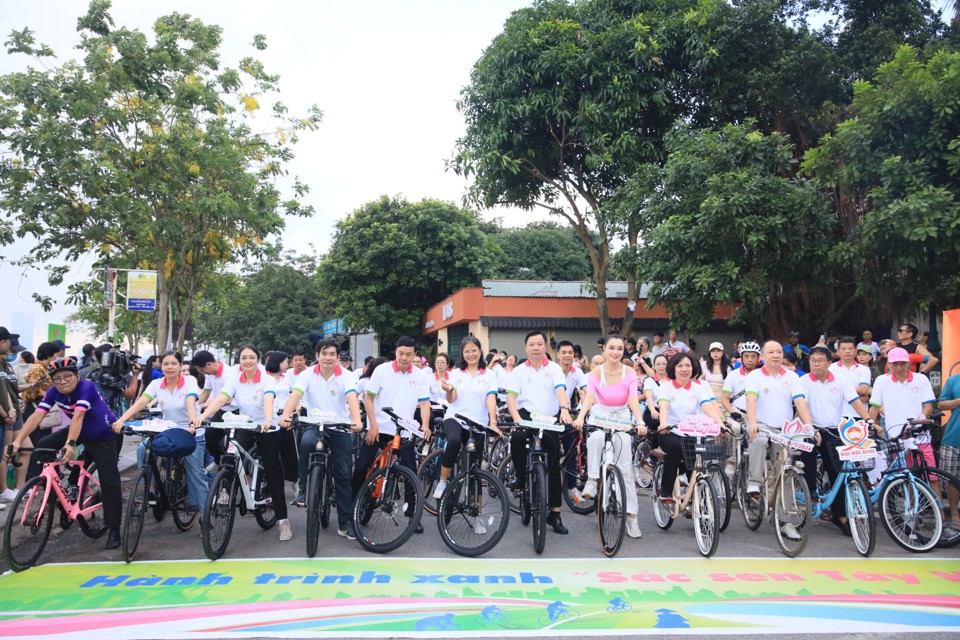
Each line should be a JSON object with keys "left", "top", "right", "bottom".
{"left": 481, "top": 280, "right": 650, "bottom": 299}
{"left": 481, "top": 316, "right": 602, "bottom": 330}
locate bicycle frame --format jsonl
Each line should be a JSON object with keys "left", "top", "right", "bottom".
{"left": 25, "top": 458, "right": 99, "bottom": 526}
{"left": 218, "top": 427, "right": 265, "bottom": 512}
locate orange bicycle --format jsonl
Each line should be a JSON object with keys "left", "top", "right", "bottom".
{"left": 352, "top": 407, "right": 424, "bottom": 553}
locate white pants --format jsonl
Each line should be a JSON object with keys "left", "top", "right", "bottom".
{"left": 586, "top": 430, "right": 637, "bottom": 516}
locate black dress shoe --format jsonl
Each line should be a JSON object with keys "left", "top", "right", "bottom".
{"left": 546, "top": 512, "right": 568, "bottom": 534}
{"left": 105, "top": 528, "right": 121, "bottom": 550}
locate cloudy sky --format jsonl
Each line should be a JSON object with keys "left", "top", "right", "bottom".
{"left": 0, "top": 0, "right": 539, "bottom": 351}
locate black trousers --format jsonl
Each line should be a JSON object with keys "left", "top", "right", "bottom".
{"left": 440, "top": 418, "right": 486, "bottom": 470}
{"left": 811, "top": 429, "right": 846, "bottom": 520}
{"left": 658, "top": 432, "right": 686, "bottom": 497}
{"left": 235, "top": 429, "right": 288, "bottom": 520}
{"left": 28, "top": 430, "right": 122, "bottom": 532}
{"left": 510, "top": 428, "right": 563, "bottom": 509}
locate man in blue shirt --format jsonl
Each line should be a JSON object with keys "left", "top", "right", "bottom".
{"left": 783, "top": 331, "right": 811, "bottom": 373}
{"left": 938, "top": 373, "right": 960, "bottom": 526}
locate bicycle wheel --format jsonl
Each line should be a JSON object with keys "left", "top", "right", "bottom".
{"left": 773, "top": 468, "right": 810, "bottom": 557}
{"left": 170, "top": 459, "right": 198, "bottom": 531}
{"left": 693, "top": 476, "right": 720, "bottom": 558}
{"left": 879, "top": 476, "right": 942, "bottom": 553}
{"left": 909, "top": 466, "right": 960, "bottom": 548}
{"left": 651, "top": 463, "right": 673, "bottom": 530}
{"left": 531, "top": 462, "right": 547, "bottom": 555}
{"left": 417, "top": 448, "right": 445, "bottom": 516}
{"left": 437, "top": 468, "right": 510, "bottom": 557}
{"left": 598, "top": 464, "right": 626, "bottom": 557}
{"left": 122, "top": 467, "right": 150, "bottom": 563}
{"left": 3, "top": 476, "right": 54, "bottom": 572}
{"left": 488, "top": 436, "right": 508, "bottom": 471}
{"left": 77, "top": 468, "right": 107, "bottom": 539}
{"left": 561, "top": 442, "right": 595, "bottom": 515}
{"left": 737, "top": 454, "right": 763, "bottom": 530}
{"left": 353, "top": 464, "right": 422, "bottom": 553}
{"left": 253, "top": 465, "right": 277, "bottom": 530}
{"left": 632, "top": 438, "right": 654, "bottom": 489}
{"left": 496, "top": 453, "right": 521, "bottom": 515}
{"left": 845, "top": 476, "right": 876, "bottom": 557}
{"left": 306, "top": 464, "right": 324, "bottom": 558}
{"left": 202, "top": 469, "right": 237, "bottom": 561}
{"left": 710, "top": 470, "right": 732, "bottom": 533}
{"left": 151, "top": 465, "right": 166, "bottom": 522}
{"left": 319, "top": 465, "right": 333, "bottom": 529}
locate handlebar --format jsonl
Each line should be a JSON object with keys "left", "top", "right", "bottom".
{"left": 382, "top": 407, "right": 424, "bottom": 436}
{"left": 5, "top": 445, "right": 67, "bottom": 466}
{"left": 453, "top": 413, "right": 506, "bottom": 434}
{"left": 290, "top": 414, "right": 355, "bottom": 431}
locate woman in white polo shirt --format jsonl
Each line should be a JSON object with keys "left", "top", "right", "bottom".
{"left": 432, "top": 337, "right": 502, "bottom": 505}
{"left": 655, "top": 352, "right": 726, "bottom": 504}
{"left": 195, "top": 345, "right": 291, "bottom": 541}
{"left": 430, "top": 353, "right": 451, "bottom": 407}
{"left": 113, "top": 350, "right": 208, "bottom": 514}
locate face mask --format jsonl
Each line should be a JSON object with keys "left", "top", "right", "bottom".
{"left": 5, "top": 353, "right": 18, "bottom": 364}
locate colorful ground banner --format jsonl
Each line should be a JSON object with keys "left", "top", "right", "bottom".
{"left": 1, "top": 557, "right": 959, "bottom": 638}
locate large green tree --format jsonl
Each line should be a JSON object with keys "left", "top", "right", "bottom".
{"left": 319, "top": 196, "right": 498, "bottom": 340}
{"left": 802, "top": 45, "right": 960, "bottom": 316}
{"left": 488, "top": 221, "right": 593, "bottom": 281}
{"left": 0, "top": 1, "right": 320, "bottom": 349}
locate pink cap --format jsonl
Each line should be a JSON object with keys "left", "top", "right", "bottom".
{"left": 887, "top": 347, "right": 910, "bottom": 363}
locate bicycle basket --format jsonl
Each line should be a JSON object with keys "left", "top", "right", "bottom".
{"left": 873, "top": 438, "right": 901, "bottom": 471}
{"left": 680, "top": 435, "right": 730, "bottom": 469}
{"left": 152, "top": 428, "right": 197, "bottom": 457}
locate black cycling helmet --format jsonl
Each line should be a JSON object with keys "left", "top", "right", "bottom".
{"left": 48, "top": 356, "right": 80, "bottom": 375}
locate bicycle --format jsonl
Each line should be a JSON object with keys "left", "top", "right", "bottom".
{"left": 631, "top": 433, "right": 655, "bottom": 489}
{"left": 290, "top": 411, "right": 354, "bottom": 558}
{"left": 766, "top": 422, "right": 817, "bottom": 557}
{"left": 651, "top": 417, "right": 730, "bottom": 557}
{"left": 121, "top": 421, "right": 199, "bottom": 563}
{"left": 505, "top": 414, "right": 564, "bottom": 555}
{"left": 3, "top": 446, "right": 106, "bottom": 572}
{"left": 586, "top": 414, "right": 636, "bottom": 557}
{"left": 870, "top": 418, "right": 945, "bottom": 552}
{"left": 434, "top": 413, "right": 510, "bottom": 557}
{"left": 201, "top": 416, "right": 277, "bottom": 560}
{"left": 415, "top": 427, "right": 448, "bottom": 516}
{"left": 352, "top": 407, "right": 424, "bottom": 553}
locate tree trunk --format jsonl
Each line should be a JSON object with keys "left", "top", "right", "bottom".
{"left": 621, "top": 223, "right": 639, "bottom": 337}
{"left": 156, "top": 265, "right": 170, "bottom": 354}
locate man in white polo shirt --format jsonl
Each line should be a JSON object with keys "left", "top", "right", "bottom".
{"left": 353, "top": 336, "right": 432, "bottom": 533}
{"left": 194, "top": 350, "right": 238, "bottom": 464}
{"left": 721, "top": 341, "right": 761, "bottom": 417}
{"left": 280, "top": 340, "right": 362, "bottom": 539}
{"left": 869, "top": 347, "right": 936, "bottom": 465}
{"left": 801, "top": 346, "right": 871, "bottom": 532}
{"left": 507, "top": 330, "right": 573, "bottom": 536}
{"left": 745, "top": 340, "right": 813, "bottom": 496}
{"left": 830, "top": 337, "right": 873, "bottom": 417}
{"left": 556, "top": 340, "right": 587, "bottom": 498}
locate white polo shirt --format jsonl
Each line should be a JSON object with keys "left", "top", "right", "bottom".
{"left": 870, "top": 372, "right": 936, "bottom": 442}
{"left": 721, "top": 366, "right": 752, "bottom": 412}
{"left": 283, "top": 366, "right": 308, "bottom": 390}
{"left": 655, "top": 379, "right": 715, "bottom": 428}
{"left": 365, "top": 360, "right": 430, "bottom": 436}
{"left": 745, "top": 366, "right": 805, "bottom": 430}
{"left": 294, "top": 364, "right": 359, "bottom": 421}
{"left": 562, "top": 365, "right": 587, "bottom": 405}
{"left": 800, "top": 371, "right": 859, "bottom": 429}
{"left": 829, "top": 361, "right": 872, "bottom": 418}
{"left": 445, "top": 366, "right": 498, "bottom": 427}
{"left": 219, "top": 369, "right": 276, "bottom": 428}
{"left": 143, "top": 375, "right": 200, "bottom": 428}
{"left": 203, "top": 361, "right": 239, "bottom": 412}
{"left": 506, "top": 358, "right": 566, "bottom": 416}
{"left": 429, "top": 372, "right": 450, "bottom": 406}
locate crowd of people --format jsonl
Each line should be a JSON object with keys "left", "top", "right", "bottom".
{"left": 0, "top": 318, "right": 957, "bottom": 555}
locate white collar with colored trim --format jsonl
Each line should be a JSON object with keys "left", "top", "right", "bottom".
{"left": 161, "top": 375, "right": 186, "bottom": 391}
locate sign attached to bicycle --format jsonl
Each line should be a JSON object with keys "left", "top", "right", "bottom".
{"left": 770, "top": 419, "right": 815, "bottom": 452}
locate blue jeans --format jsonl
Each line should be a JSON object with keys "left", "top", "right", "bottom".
{"left": 139, "top": 434, "right": 209, "bottom": 513}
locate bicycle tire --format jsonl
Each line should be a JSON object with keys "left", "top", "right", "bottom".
{"left": 693, "top": 476, "right": 720, "bottom": 558}
{"left": 77, "top": 468, "right": 106, "bottom": 539}
{"left": 561, "top": 442, "right": 595, "bottom": 515}
{"left": 845, "top": 476, "right": 876, "bottom": 557}
{"left": 879, "top": 476, "right": 942, "bottom": 553}
{"left": 436, "top": 467, "right": 510, "bottom": 557}
{"left": 496, "top": 453, "right": 521, "bottom": 515}
{"left": 737, "top": 454, "right": 764, "bottom": 530}
{"left": 202, "top": 469, "right": 237, "bottom": 561}
{"left": 320, "top": 464, "right": 333, "bottom": 529}
{"left": 306, "top": 464, "right": 324, "bottom": 557}
{"left": 651, "top": 463, "right": 674, "bottom": 530}
{"left": 711, "top": 469, "right": 732, "bottom": 533}
{"left": 417, "top": 448, "right": 446, "bottom": 516}
{"left": 122, "top": 467, "right": 150, "bottom": 562}
{"left": 253, "top": 464, "right": 278, "bottom": 530}
{"left": 909, "top": 465, "right": 960, "bottom": 548}
{"left": 3, "top": 476, "right": 54, "bottom": 572}
{"left": 353, "top": 464, "right": 422, "bottom": 553}
{"left": 598, "top": 464, "right": 626, "bottom": 557}
{"left": 170, "top": 459, "right": 198, "bottom": 531}
{"left": 531, "top": 462, "right": 547, "bottom": 555}
{"left": 773, "top": 468, "right": 810, "bottom": 558}
{"left": 632, "top": 438, "right": 654, "bottom": 489}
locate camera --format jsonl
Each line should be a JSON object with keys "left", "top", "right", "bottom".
{"left": 100, "top": 348, "right": 133, "bottom": 377}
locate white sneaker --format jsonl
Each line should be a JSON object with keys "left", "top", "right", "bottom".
{"left": 626, "top": 517, "right": 642, "bottom": 538}
{"left": 474, "top": 519, "right": 487, "bottom": 535}
{"left": 217, "top": 489, "right": 230, "bottom": 505}
{"left": 581, "top": 479, "right": 598, "bottom": 500}
{"left": 278, "top": 519, "right": 292, "bottom": 541}
{"left": 432, "top": 479, "right": 448, "bottom": 500}
{"left": 0, "top": 488, "right": 18, "bottom": 502}
{"left": 0, "top": 502, "right": 6, "bottom": 511}
{"left": 746, "top": 482, "right": 761, "bottom": 497}
{"left": 781, "top": 523, "right": 802, "bottom": 540}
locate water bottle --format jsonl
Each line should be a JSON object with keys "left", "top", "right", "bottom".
{"left": 5, "top": 463, "right": 14, "bottom": 489}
